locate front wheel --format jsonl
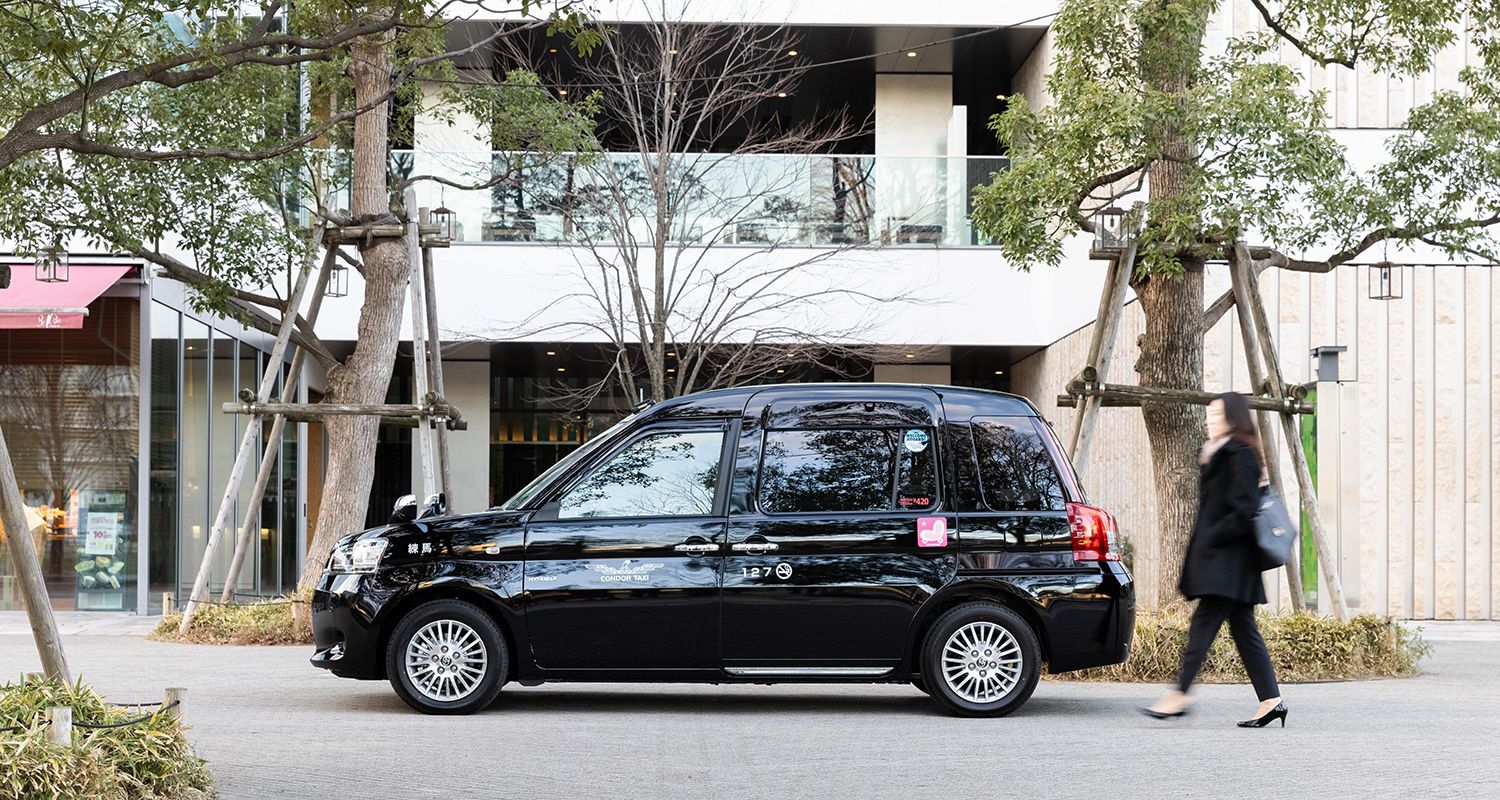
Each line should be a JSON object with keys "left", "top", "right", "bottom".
{"left": 386, "top": 599, "right": 508, "bottom": 715}
{"left": 920, "top": 602, "right": 1040, "bottom": 717}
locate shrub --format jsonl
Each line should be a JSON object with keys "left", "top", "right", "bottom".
{"left": 151, "top": 597, "right": 311, "bottom": 646}
{"left": 0, "top": 676, "right": 214, "bottom": 800}
{"left": 1055, "top": 608, "right": 1431, "bottom": 683}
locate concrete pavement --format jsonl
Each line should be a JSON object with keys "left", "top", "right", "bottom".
{"left": 2, "top": 616, "right": 1498, "bottom": 799}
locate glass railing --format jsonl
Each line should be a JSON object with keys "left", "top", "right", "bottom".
{"left": 364, "top": 151, "right": 1008, "bottom": 248}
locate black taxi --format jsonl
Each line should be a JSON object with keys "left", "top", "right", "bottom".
{"left": 310, "top": 384, "right": 1134, "bottom": 717}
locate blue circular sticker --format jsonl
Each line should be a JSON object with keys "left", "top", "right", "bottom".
{"left": 903, "top": 429, "right": 929, "bottom": 453}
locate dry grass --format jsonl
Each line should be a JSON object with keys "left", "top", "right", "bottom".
{"left": 150, "top": 598, "right": 311, "bottom": 646}
{"left": 0, "top": 676, "right": 215, "bottom": 800}
{"left": 1054, "top": 608, "right": 1430, "bottom": 683}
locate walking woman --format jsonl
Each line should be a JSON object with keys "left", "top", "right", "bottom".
{"left": 1141, "top": 392, "right": 1287, "bottom": 728}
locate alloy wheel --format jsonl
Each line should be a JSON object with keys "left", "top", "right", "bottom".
{"left": 940, "top": 620, "right": 1023, "bottom": 704}
{"left": 404, "top": 619, "right": 489, "bottom": 702}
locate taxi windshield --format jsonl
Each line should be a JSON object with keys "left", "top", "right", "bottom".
{"left": 496, "top": 412, "right": 639, "bottom": 510}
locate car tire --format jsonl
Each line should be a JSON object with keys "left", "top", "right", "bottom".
{"left": 386, "top": 599, "right": 508, "bottom": 715}
{"left": 920, "top": 602, "right": 1040, "bottom": 718}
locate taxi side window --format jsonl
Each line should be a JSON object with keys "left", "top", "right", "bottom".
{"left": 970, "top": 417, "right": 1065, "bottom": 512}
{"left": 558, "top": 429, "right": 724, "bottom": 519}
{"left": 758, "top": 427, "right": 937, "bottom": 513}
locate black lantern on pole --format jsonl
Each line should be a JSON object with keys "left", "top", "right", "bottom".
{"left": 1092, "top": 206, "right": 1129, "bottom": 252}
{"left": 433, "top": 204, "right": 458, "bottom": 242}
{"left": 1369, "top": 261, "right": 1402, "bottom": 300}
{"left": 325, "top": 261, "right": 349, "bottom": 298}
{"left": 35, "top": 245, "right": 68, "bottom": 283}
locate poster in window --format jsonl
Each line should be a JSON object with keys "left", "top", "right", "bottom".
{"left": 84, "top": 512, "right": 119, "bottom": 556}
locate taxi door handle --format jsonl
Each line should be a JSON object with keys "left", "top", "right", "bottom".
{"left": 731, "top": 541, "right": 779, "bottom": 553}
{"left": 674, "top": 542, "right": 720, "bottom": 553}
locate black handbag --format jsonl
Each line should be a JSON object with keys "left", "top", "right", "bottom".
{"left": 1254, "top": 486, "right": 1297, "bottom": 570}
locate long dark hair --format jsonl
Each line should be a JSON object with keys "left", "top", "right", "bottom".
{"left": 1216, "top": 392, "right": 1263, "bottom": 461}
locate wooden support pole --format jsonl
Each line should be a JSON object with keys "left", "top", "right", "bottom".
{"left": 0, "top": 426, "right": 71, "bottom": 684}
{"left": 420, "top": 209, "right": 453, "bottom": 505}
{"left": 220, "top": 249, "right": 336, "bottom": 601}
{"left": 1233, "top": 242, "right": 1349, "bottom": 621}
{"left": 322, "top": 222, "right": 444, "bottom": 243}
{"left": 47, "top": 706, "right": 71, "bottom": 746}
{"left": 1057, "top": 394, "right": 1143, "bottom": 408}
{"left": 406, "top": 191, "right": 437, "bottom": 502}
{"left": 1068, "top": 242, "right": 1136, "bottom": 479}
{"left": 1228, "top": 248, "right": 1304, "bottom": 612}
{"left": 222, "top": 400, "right": 458, "bottom": 419}
{"left": 180, "top": 229, "right": 327, "bottom": 636}
{"left": 1067, "top": 381, "right": 1313, "bottom": 414}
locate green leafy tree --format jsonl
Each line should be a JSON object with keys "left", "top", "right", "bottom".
{"left": 971, "top": 0, "right": 1500, "bottom": 606}
{"left": 0, "top": 1, "right": 602, "bottom": 596}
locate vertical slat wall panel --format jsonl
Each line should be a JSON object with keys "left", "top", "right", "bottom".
{"left": 1358, "top": 266, "right": 1390, "bottom": 615}
{"left": 1492, "top": 267, "right": 1500, "bottom": 619}
{"left": 1387, "top": 268, "right": 1415, "bottom": 617}
{"left": 1414, "top": 268, "right": 1437, "bottom": 618}
{"left": 1464, "top": 267, "right": 1490, "bottom": 619}
{"left": 1433, "top": 268, "right": 1463, "bottom": 619}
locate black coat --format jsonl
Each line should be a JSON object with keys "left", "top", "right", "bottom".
{"left": 1178, "top": 439, "right": 1268, "bottom": 605}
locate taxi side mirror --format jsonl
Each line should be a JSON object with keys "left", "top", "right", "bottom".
{"left": 418, "top": 492, "right": 447, "bottom": 519}
{"left": 391, "top": 494, "right": 418, "bottom": 524}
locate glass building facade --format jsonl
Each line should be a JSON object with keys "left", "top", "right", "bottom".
{"left": 0, "top": 265, "right": 304, "bottom": 613}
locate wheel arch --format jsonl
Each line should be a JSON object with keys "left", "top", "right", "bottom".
{"left": 375, "top": 579, "right": 524, "bottom": 681}
{"left": 905, "top": 578, "right": 1051, "bottom": 678}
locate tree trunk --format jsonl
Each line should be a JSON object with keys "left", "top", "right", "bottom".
{"left": 297, "top": 35, "right": 409, "bottom": 594}
{"left": 1134, "top": 1, "right": 1210, "bottom": 609}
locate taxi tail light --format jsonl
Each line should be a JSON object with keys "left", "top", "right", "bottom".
{"left": 1067, "top": 502, "right": 1120, "bottom": 562}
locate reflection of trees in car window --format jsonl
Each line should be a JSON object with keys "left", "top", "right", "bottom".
{"left": 972, "top": 419, "right": 1065, "bottom": 512}
{"left": 560, "top": 430, "right": 723, "bottom": 518}
{"left": 759, "top": 428, "right": 937, "bottom": 513}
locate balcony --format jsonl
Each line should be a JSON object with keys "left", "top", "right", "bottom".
{"left": 381, "top": 151, "right": 1009, "bottom": 248}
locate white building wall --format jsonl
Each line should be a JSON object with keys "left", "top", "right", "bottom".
{"left": 409, "top": 360, "right": 492, "bottom": 514}
{"left": 1012, "top": 263, "right": 1500, "bottom": 621}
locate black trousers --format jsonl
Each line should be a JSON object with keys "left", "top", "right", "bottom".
{"left": 1176, "top": 596, "right": 1281, "bottom": 701}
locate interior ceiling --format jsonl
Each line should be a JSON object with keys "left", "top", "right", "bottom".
{"left": 448, "top": 21, "right": 1045, "bottom": 85}
{"left": 444, "top": 22, "right": 1046, "bottom": 155}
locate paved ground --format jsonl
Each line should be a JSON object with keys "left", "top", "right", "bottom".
{"left": 3, "top": 616, "right": 1499, "bottom": 799}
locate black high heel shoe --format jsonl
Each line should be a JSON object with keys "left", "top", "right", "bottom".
{"left": 1236, "top": 703, "right": 1288, "bottom": 728}
{"left": 1138, "top": 705, "right": 1188, "bottom": 720}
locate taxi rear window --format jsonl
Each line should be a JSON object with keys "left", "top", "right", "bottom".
{"left": 758, "top": 427, "right": 937, "bottom": 513}
{"left": 970, "top": 417, "right": 1066, "bottom": 512}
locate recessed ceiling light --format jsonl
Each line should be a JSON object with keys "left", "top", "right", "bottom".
{"left": 666, "top": 351, "right": 676, "bottom": 356}
{"left": 776, "top": 92, "right": 787, "bottom": 98}
{"left": 776, "top": 369, "right": 785, "bottom": 374}
{"left": 669, "top": 48, "right": 678, "bottom": 54}
{"left": 904, "top": 353, "right": 915, "bottom": 359}
{"left": 549, "top": 48, "right": 558, "bottom": 53}
{"left": 995, "top": 93, "right": 1003, "bottom": 100}
{"left": 906, "top": 51, "right": 918, "bottom": 58}
{"left": 787, "top": 49, "right": 798, "bottom": 56}
{"left": 558, "top": 89, "right": 568, "bottom": 95}
{"left": 546, "top": 350, "right": 556, "bottom": 356}
{"left": 994, "top": 370, "right": 1005, "bottom": 375}
{"left": 667, "top": 368, "right": 676, "bottom": 373}
{"left": 556, "top": 367, "right": 566, "bottom": 372}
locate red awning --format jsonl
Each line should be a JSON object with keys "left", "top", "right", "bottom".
{"left": 0, "top": 264, "right": 132, "bottom": 330}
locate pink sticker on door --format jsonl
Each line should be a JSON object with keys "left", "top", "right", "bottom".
{"left": 917, "top": 516, "right": 948, "bottom": 548}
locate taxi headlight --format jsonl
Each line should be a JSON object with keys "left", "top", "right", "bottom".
{"left": 328, "top": 539, "right": 388, "bottom": 574}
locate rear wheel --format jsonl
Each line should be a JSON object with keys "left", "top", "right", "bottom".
{"left": 920, "top": 602, "right": 1040, "bottom": 717}
{"left": 386, "top": 599, "right": 508, "bottom": 715}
